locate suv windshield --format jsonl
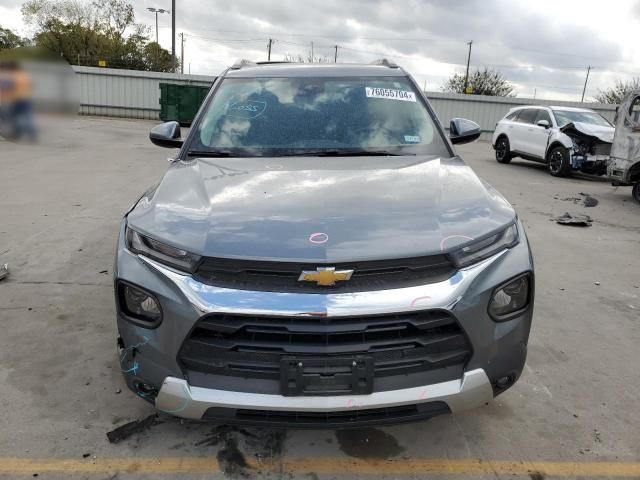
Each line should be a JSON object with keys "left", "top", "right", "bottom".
{"left": 552, "top": 109, "right": 612, "bottom": 128}
{"left": 190, "top": 76, "right": 449, "bottom": 157}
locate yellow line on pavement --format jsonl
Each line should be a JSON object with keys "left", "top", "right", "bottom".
{"left": 1, "top": 457, "right": 640, "bottom": 477}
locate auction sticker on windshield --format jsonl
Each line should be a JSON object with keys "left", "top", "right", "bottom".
{"left": 365, "top": 87, "right": 416, "bottom": 102}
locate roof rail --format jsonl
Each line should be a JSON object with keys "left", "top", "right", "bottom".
{"left": 230, "top": 59, "right": 257, "bottom": 70}
{"left": 370, "top": 58, "right": 399, "bottom": 68}
{"left": 255, "top": 61, "right": 293, "bottom": 65}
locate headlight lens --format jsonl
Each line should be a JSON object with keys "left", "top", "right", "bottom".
{"left": 126, "top": 226, "right": 201, "bottom": 273}
{"left": 118, "top": 282, "right": 162, "bottom": 326}
{"left": 489, "top": 275, "right": 531, "bottom": 321}
{"left": 449, "top": 223, "right": 519, "bottom": 268}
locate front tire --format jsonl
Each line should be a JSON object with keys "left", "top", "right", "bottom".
{"left": 633, "top": 184, "right": 640, "bottom": 205}
{"left": 495, "top": 136, "right": 512, "bottom": 164}
{"left": 547, "top": 146, "right": 571, "bottom": 177}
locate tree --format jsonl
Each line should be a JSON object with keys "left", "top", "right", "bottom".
{"left": 0, "top": 26, "right": 27, "bottom": 50}
{"left": 21, "top": 0, "right": 176, "bottom": 71}
{"left": 143, "top": 42, "right": 175, "bottom": 72}
{"left": 283, "top": 52, "right": 330, "bottom": 63}
{"left": 594, "top": 78, "right": 640, "bottom": 104}
{"left": 442, "top": 67, "right": 515, "bottom": 97}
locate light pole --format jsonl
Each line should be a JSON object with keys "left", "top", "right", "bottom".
{"left": 147, "top": 7, "right": 170, "bottom": 44}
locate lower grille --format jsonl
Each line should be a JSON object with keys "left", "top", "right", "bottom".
{"left": 202, "top": 401, "right": 451, "bottom": 427}
{"left": 178, "top": 311, "right": 472, "bottom": 388}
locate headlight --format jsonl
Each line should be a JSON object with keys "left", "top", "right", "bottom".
{"left": 449, "top": 223, "right": 519, "bottom": 268}
{"left": 488, "top": 274, "right": 531, "bottom": 321}
{"left": 125, "top": 226, "right": 201, "bottom": 273}
{"left": 117, "top": 281, "right": 162, "bottom": 327}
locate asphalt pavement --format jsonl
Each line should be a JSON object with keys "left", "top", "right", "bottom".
{"left": 0, "top": 116, "right": 639, "bottom": 479}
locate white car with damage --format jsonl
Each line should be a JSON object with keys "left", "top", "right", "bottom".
{"left": 492, "top": 105, "right": 614, "bottom": 177}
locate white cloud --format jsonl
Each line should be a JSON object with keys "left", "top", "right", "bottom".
{"left": 2, "top": 0, "right": 639, "bottom": 100}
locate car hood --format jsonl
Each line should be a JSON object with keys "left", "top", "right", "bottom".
{"left": 560, "top": 121, "right": 614, "bottom": 144}
{"left": 127, "top": 155, "right": 516, "bottom": 262}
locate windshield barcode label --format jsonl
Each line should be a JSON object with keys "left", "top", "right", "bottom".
{"left": 365, "top": 87, "right": 416, "bottom": 102}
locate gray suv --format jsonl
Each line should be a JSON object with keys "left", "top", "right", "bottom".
{"left": 114, "top": 60, "right": 534, "bottom": 427}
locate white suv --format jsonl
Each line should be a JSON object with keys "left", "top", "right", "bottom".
{"left": 491, "top": 106, "right": 614, "bottom": 177}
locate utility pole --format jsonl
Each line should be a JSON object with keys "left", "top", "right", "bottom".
{"left": 334, "top": 45, "right": 338, "bottom": 63}
{"left": 267, "top": 38, "right": 273, "bottom": 61}
{"left": 171, "top": 0, "right": 176, "bottom": 72}
{"left": 581, "top": 65, "right": 591, "bottom": 102}
{"left": 180, "top": 33, "right": 185, "bottom": 74}
{"left": 464, "top": 40, "right": 473, "bottom": 94}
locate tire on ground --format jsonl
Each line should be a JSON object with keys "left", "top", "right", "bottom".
{"left": 547, "top": 145, "right": 572, "bottom": 177}
{"left": 632, "top": 184, "right": 640, "bottom": 205}
{"left": 495, "top": 136, "right": 512, "bottom": 164}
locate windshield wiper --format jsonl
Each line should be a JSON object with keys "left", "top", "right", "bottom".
{"left": 186, "top": 149, "right": 414, "bottom": 158}
{"left": 187, "top": 149, "right": 236, "bottom": 157}
{"left": 287, "top": 149, "right": 412, "bottom": 157}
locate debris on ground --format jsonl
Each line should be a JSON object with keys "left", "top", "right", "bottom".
{"left": 557, "top": 192, "right": 598, "bottom": 208}
{"left": 580, "top": 193, "right": 599, "bottom": 207}
{"left": 106, "top": 414, "right": 162, "bottom": 444}
{"left": 0, "top": 264, "right": 8, "bottom": 281}
{"left": 594, "top": 281, "right": 601, "bottom": 286}
{"left": 553, "top": 213, "right": 593, "bottom": 227}
{"left": 594, "top": 429, "right": 602, "bottom": 443}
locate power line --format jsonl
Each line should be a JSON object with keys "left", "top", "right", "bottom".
{"left": 159, "top": 26, "right": 619, "bottom": 63}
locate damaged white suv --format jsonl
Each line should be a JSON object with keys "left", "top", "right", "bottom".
{"left": 492, "top": 106, "right": 614, "bottom": 177}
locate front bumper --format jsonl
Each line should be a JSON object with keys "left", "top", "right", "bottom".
{"left": 114, "top": 220, "right": 534, "bottom": 424}
{"left": 156, "top": 368, "right": 492, "bottom": 420}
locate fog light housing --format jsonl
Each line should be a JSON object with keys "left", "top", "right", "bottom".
{"left": 489, "top": 274, "right": 531, "bottom": 321}
{"left": 117, "top": 281, "right": 162, "bottom": 327}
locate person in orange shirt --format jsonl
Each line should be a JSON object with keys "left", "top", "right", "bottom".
{"left": 0, "top": 60, "right": 36, "bottom": 141}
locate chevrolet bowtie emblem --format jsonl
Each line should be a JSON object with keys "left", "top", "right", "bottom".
{"left": 298, "top": 267, "right": 354, "bottom": 286}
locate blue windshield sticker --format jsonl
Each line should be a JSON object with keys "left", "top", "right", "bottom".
{"left": 404, "top": 135, "right": 421, "bottom": 143}
{"left": 226, "top": 100, "right": 267, "bottom": 119}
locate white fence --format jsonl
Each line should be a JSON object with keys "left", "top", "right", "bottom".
{"left": 426, "top": 92, "right": 617, "bottom": 140}
{"left": 72, "top": 66, "right": 618, "bottom": 138}
{"left": 72, "top": 66, "right": 216, "bottom": 120}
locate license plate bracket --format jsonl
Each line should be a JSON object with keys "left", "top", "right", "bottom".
{"left": 280, "top": 356, "right": 374, "bottom": 397}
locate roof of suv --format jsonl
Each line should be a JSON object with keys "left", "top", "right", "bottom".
{"left": 224, "top": 61, "right": 407, "bottom": 78}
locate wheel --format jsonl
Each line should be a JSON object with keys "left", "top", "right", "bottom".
{"left": 495, "top": 136, "right": 512, "bottom": 164}
{"left": 633, "top": 184, "right": 640, "bottom": 204}
{"left": 547, "top": 146, "right": 571, "bottom": 177}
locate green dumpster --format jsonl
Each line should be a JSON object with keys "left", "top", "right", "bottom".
{"left": 159, "top": 83, "right": 211, "bottom": 125}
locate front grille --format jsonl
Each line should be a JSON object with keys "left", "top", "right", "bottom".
{"left": 193, "top": 255, "right": 455, "bottom": 293}
{"left": 178, "top": 311, "right": 472, "bottom": 385}
{"left": 202, "top": 401, "right": 451, "bottom": 427}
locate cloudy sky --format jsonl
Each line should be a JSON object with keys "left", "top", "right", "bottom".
{"left": 2, "top": 0, "right": 640, "bottom": 100}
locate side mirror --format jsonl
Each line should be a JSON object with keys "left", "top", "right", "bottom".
{"left": 449, "top": 118, "right": 481, "bottom": 145}
{"left": 149, "top": 121, "right": 183, "bottom": 148}
{"left": 536, "top": 119, "right": 550, "bottom": 129}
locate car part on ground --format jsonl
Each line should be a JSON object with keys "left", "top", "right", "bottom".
{"left": 114, "top": 60, "right": 535, "bottom": 426}
{"left": 492, "top": 105, "right": 614, "bottom": 178}
{"left": 607, "top": 90, "right": 640, "bottom": 203}
{"left": 553, "top": 212, "right": 593, "bottom": 227}
{"left": 0, "top": 263, "right": 8, "bottom": 281}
